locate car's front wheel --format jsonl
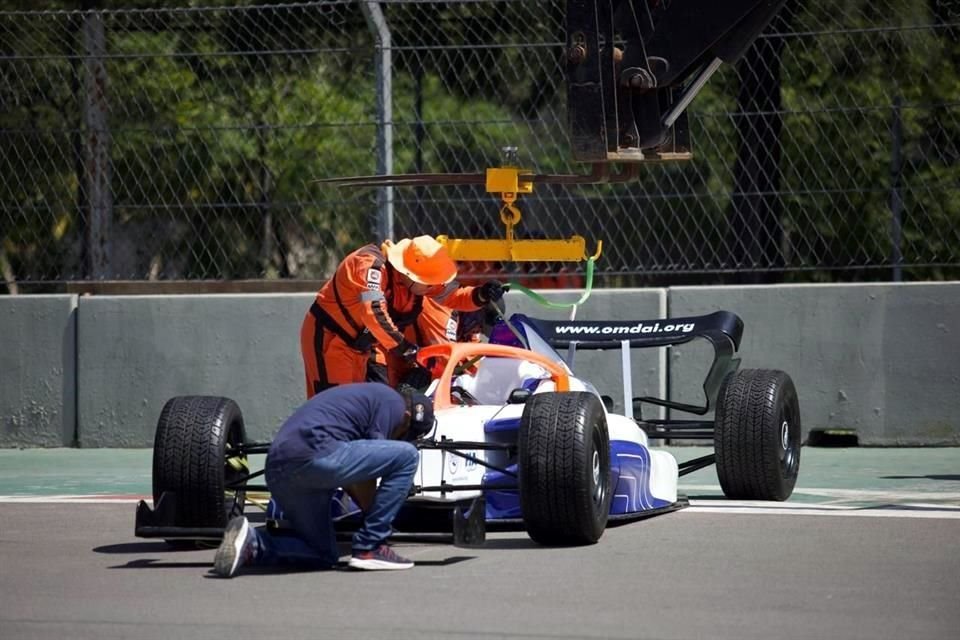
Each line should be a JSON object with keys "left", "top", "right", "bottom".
{"left": 152, "top": 396, "right": 248, "bottom": 548}
{"left": 518, "top": 391, "right": 612, "bottom": 545}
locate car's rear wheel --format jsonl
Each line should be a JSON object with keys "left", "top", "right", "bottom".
{"left": 152, "top": 396, "right": 248, "bottom": 548}
{"left": 714, "top": 369, "right": 801, "bottom": 501}
{"left": 518, "top": 391, "right": 612, "bottom": 545}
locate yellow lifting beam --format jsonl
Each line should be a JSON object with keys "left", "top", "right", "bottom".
{"left": 315, "top": 151, "right": 642, "bottom": 264}
{"left": 437, "top": 164, "right": 603, "bottom": 263}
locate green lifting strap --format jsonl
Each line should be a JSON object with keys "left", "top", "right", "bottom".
{"left": 507, "top": 256, "right": 596, "bottom": 310}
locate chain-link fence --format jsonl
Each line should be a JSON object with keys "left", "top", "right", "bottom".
{"left": 2, "top": 0, "right": 959, "bottom": 290}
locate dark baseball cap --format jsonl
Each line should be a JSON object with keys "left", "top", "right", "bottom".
{"left": 404, "top": 390, "right": 435, "bottom": 441}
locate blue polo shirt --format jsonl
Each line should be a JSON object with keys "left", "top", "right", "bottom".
{"left": 267, "top": 383, "right": 407, "bottom": 464}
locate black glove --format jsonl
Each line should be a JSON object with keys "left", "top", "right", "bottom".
{"left": 392, "top": 340, "right": 419, "bottom": 365}
{"left": 399, "top": 366, "right": 432, "bottom": 391}
{"left": 472, "top": 280, "right": 507, "bottom": 305}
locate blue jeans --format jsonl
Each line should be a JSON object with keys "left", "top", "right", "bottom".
{"left": 252, "top": 439, "right": 419, "bottom": 567}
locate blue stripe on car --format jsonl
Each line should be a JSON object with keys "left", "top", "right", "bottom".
{"left": 610, "top": 440, "right": 672, "bottom": 513}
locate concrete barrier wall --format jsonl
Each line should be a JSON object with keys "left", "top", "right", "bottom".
{"left": 73, "top": 290, "right": 665, "bottom": 446}
{"left": 0, "top": 295, "right": 77, "bottom": 447}
{"left": 77, "top": 294, "right": 312, "bottom": 446}
{"left": 669, "top": 283, "right": 960, "bottom": 445}
{"left": 2, "top": 283, "right": 959, "bottom": 447}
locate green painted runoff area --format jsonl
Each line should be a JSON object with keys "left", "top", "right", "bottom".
{"left": 0, "top": 447, "right": 958, "bottom": 508}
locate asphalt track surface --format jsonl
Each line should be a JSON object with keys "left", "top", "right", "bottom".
{"left": 1, "top": 447, "right": 959, "bottom": 640}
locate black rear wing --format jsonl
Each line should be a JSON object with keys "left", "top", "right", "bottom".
{"left": 524, "top": 310, "right": 742, "bottom": 351}
{"left": 523, "top": 311, "right": 743, "bottom": 416}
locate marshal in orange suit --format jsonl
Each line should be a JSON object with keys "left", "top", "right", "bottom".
{"left": 300, "top": 235, "right": 506, "bottom": 397}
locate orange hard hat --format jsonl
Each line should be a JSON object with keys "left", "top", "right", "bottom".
{"left": 385, "top": 235, "right": 457, "bottom": 286}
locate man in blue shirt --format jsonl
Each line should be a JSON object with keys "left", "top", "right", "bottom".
{"left": 212, "top": 382, "right": 434, "bottom": 576}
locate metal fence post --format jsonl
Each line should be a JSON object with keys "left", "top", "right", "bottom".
{"left": 889, "top": 95, "right": 903, "bottom": 282}
{"left": 82, "top": 7, "right": 113, "bottom": 279}
{"left": 361, "top": 1, "right": 394, "bottom": 242}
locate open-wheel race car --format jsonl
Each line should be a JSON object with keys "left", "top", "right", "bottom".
{"left": 135, "top": 309, "right": 802, "bottom": 548}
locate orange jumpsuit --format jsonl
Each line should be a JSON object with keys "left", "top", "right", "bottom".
{"left": 301, "top": 243, "right": 479, "bottom": 397}
{"left": 388, "top": 298, "right": 459, "bottom": 387}
{"left": 408, "top": 298, "right": 458, "bottom": 346}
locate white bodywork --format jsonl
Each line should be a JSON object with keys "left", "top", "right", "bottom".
{"left": 411, "top": 352, "right": 679, "bottom": 510}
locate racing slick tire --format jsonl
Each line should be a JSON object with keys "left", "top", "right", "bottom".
{"left": 152, "top": 396, "right": 248, "bottom": 548}
{"left": 714, "top": 369, "right": 801, "bottom": 501}
{"left": 518, "top": 391, "right": 612, "bottom": 545}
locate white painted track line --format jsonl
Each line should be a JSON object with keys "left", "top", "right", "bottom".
{"left": 2, "top": 493, "right": 960, "bottom": 518}
{"left": 684, "top": 500, "right": 960, "bottom": 519}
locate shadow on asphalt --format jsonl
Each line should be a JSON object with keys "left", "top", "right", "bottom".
{"left": 187, "top": 555, "right": 478, "bottom": 579}
{"left": 377, "top": 555, "right": 475, "bottom": 567}
{"left": 109, "top": 558, "right": 213, "bottom": 569}
{"left": 94, "top": 542, "right": 184, "bottom": 554}
{"left": 475, "top": 537, "right": 541, "bottom": 550}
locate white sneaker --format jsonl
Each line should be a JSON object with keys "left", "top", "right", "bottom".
{"left": 213, "top": 516, "right": 255, "bottom": 578}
